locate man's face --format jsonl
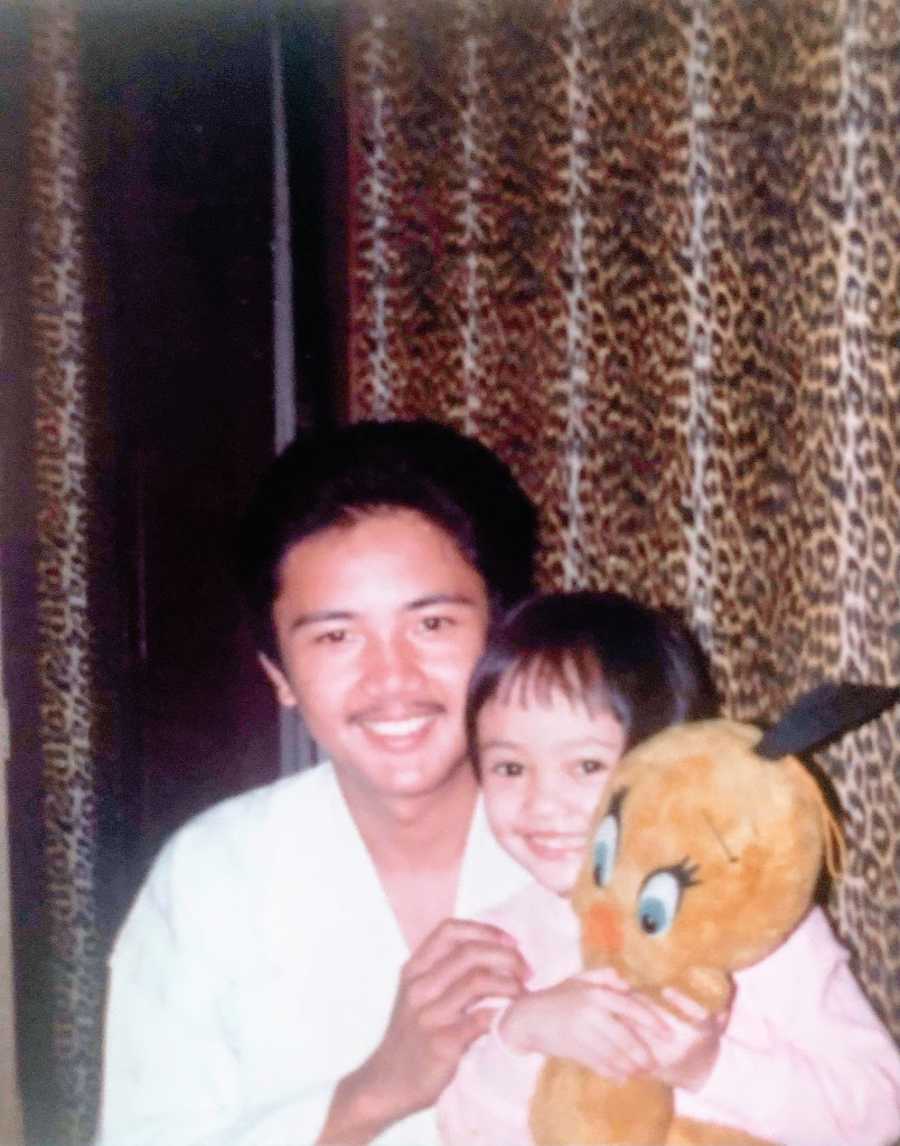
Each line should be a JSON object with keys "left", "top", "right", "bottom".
{"left": 262, "top": 508, "right": 490, "bottom": 804}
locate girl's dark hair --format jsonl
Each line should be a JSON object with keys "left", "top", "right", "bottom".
{"left": 235, "top": 419, "right": 538, "bottom": 659}
{"left": 466, "top": 590, "right": 718, "bottom": 767}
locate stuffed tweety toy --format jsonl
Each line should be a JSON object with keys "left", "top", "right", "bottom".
{"left": 529, "top": 682, "right": 899, "bottom": 1146}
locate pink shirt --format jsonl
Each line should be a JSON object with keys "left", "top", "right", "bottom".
{"left": 437, "top": 883, "right": 900, "bottom": 1146}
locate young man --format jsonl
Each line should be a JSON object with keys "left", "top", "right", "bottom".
{"left": 98, "top": 420, "right": 540, "bottom": 1146}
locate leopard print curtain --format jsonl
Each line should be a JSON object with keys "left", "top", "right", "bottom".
{"left": 27, "top": 2, "right": 105, "bottom": 1141}
{"left": 347, "top": 0, "right": 900, "bottom": 1035}
{"left": 0, "top": 599, "right": 24, "bottom": 1146}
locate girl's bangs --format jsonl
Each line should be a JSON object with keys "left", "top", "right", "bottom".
{"left": 496, "top": 646, "right": 611, "bottom": 714}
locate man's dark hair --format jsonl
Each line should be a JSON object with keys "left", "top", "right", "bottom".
{"left": 466, "top": 590, "right": 719, "bottom": 767}
{"left": 236, "top": 419, "right": 538, "bottom": 659}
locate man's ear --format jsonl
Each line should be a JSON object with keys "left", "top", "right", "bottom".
{"left": 258, "top": 653, "right": 298, "bottom": 709}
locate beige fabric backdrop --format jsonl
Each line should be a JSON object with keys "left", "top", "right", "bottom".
{"left": 347, "top": 0, "right": 900, "bottom": 1036}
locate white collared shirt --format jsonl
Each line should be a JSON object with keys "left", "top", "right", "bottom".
{"left": 99, "top": 763, "right": 528, "bottom": 1146}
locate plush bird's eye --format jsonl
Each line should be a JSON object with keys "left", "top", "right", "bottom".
{"left": 636, "top": 860, "right": 699, "bottom": 936}
{"left": 592, "top": 788, "right": 627, "bottom": 888}
{"left": 592, "top": 814, "right": 618, "bottom": 887}
{"left": 636, "top": 872, "right": 680, "bottom": 935}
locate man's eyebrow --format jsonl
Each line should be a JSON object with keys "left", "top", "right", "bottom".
{"left": 288, "top": 609, "right": 355, "bottom": 633}
{"left": 405, "top": 593, "right": 481, "bottom": 611}
{"left": 287, "top": 594, "right": 478, "bottom": 634}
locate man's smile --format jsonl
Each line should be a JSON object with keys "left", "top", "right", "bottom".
{"left": 363, "top": 714, "right": 435, "bottom": 738}
{"left": 351, "top": 703, "right": 447, "bottom": 749}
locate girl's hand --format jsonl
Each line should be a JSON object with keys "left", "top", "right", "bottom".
{"left": 498, "top": 968, "right": 670, "bottom": 1082}
{"left": 641, "top": 988, "right": 730, "bottom": 1092}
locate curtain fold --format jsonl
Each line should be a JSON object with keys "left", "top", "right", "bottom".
{"left": 347, "top": 0, "right": 900, "bottom": 1036}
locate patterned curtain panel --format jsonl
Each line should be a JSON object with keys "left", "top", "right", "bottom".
{"left": 347, "top": 0, "right": 899, "bottom": 1035}
{"left": 0, "top": 601, "right": 24, "bottom": 1146}
{"left": 27, "top": 3, "right": 105, "bottom": 1141}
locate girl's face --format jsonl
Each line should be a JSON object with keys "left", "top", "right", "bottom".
{"left": 478, "top": 682, "right": 626, "bottom": 894}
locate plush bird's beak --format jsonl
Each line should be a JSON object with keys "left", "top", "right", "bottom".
{"left": 583, "top": 900, "right": 623, "bottom": 954}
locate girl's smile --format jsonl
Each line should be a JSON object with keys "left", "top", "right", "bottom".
{"left": 478, "top": 685, "right": 626, "bottom": 894}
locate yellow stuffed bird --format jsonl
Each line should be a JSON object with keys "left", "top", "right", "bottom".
{"left": 529, "top": 682, "right": 899, "bottom": 1146}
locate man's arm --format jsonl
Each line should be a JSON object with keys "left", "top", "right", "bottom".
{"left": 99, "top": 801, "right": 353, "bottom": 1146}
{"left": 99, "top": 846, "right": 345, "bottom": 1146}
{"left": 100, "top": 849, "right": 527, "bottom": 1146}
{"left": 318, "top": 919, "right": 528, "bottom": 1144}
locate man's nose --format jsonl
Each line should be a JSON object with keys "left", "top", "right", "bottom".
{"left": 359, "top": 632, "right": 425, "bottom": 692}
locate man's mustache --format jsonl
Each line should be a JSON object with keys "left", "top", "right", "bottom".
{"left": 348, "top": 700, "right": 446, "bottom": 724}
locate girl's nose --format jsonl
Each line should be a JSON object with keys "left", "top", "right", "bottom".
{"left": 524, "top": 773, "right": 563, "bottom": 816}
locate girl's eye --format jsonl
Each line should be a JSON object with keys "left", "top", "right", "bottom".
{"left": 636, "top": 871, "right": 683, "bottom": 937}
{"left": 579, "top": 759, "right": 608, "bottom": 775}
{"left": 592, "top": 813, "right": 618, "bottom": 887}
{"left": 491, "top": 761, "right": 524, "bottom": 777}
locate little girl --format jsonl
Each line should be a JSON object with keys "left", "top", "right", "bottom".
{"left": 437, "top": 591, "right": 900, "bottom": 1146}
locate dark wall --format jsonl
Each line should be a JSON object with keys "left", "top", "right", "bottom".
{"left": 81, "top": 0, "right": 283, "bottom": 872}
{"left": 281, "top": 0, "right": 349, "bottom": 426}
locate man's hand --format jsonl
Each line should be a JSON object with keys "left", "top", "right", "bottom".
{"left": 499, "top": 967, "right": 669, "bottom": 1082}
{"left": 318, "top": 918, "right": 528, "bottom": 1144}
{"left": 369, "top": 918, "right": 529, "bottom": 1110}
